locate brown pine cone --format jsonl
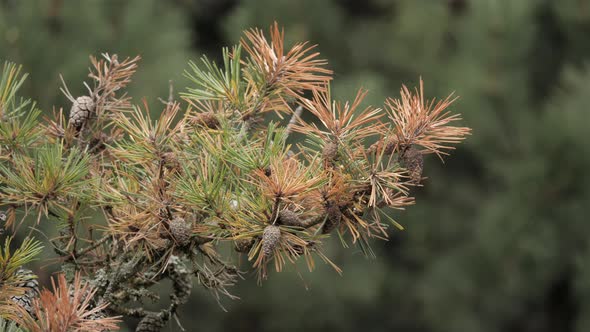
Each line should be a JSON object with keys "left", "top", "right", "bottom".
{"left": 399, "top": 146, "right": 424, "bottom": 185}
{"left": 169, "top": 217, "right": 192, "bottom": 247}
{"left": 322, "top": 141, "right": 339, "bottom": 162}
{"left": 278, "top": 209, "right": 301, "bottom": 226}
{"left": 69, "top": 96, "right": 95, "bottom": 129}
{"left": 191, "top": 111, "right": 220, "bottom": 129}
{"left": 322, "top": 202, "right": 341, "bottom": 234}
{"left": 261, "top": 225, "right": 281, "bottom": 257}
{"left": 234, "top": 238, "right": 254, "bottom": 253}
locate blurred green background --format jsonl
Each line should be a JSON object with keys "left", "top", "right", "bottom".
{"left": 2, "top": 0, "right": 590, "bottom": 331}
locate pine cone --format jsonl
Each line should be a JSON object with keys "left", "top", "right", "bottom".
{"left": 383, "top": 139, "right": 397, "bottom": 155}
{"left": 69, "top": 96, "right": 95, "bottom": 129}
{"left": 161, "top": 152, "right": 180, "bottom": 171}
{"left": 278, "top": 209, "right": 301, "bottom": 226}
{"left": 261, "top": 225, "right": 281, "bottom": 257}
{"left": 136, "top": 312, "right": 166, "bottom": 332}
{"left": 322, "top": 203, "right": 341, "bottom": 234}
{"left": 10, "top": 268, "right": 40, "bottom": 317}
{"left": 169, "top": 217, "right": 191, "bottom": 247}
{"left": 322, "top": 141, "right": 339, "bottom": 162}
{"left": 234, "top": 238, "right": 254, "bottom": 253}
{"left": 399, "top": 146, "right": 424, "bottom": 184}
{"left": 191, "top": 111, "right": 219, "bottom": 129}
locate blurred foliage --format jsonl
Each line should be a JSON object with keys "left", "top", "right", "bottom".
{"left": 0, "top": 0, "right": 193, "bottom": 112}
{"left": 2, "top": 0, "right": 590, "bottom": 331}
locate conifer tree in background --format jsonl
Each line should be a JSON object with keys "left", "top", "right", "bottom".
{"left": 0, "top": 22, "right": 469, "bottom": 331}
{"left": 187, "top": 1, "right": 588, "bottom": 332}
{"left": 0, "top": 0, "right": 192, "bottom": 111}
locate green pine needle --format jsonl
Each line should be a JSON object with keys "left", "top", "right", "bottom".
{"left": 0, "top": 144, "right": 91, "bottom": 215}
{"left": 0, "top": 236, "right": 43, "bottom": 283}
{"left": 0, "top": 62, "right": 28, "bottom": 111}
{"left": 183, "top": 45, "right": 244, "bottom": 108}
{"left": 0, "top": 316, "right": 25, "bottom": 332}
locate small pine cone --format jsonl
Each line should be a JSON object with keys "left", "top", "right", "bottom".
{"left": 169, "top": 217, "right": 192, "bottom": 247}
{"left": 383, "top": 139, "right": 397, "bottom": 155}
{"left": 69, "top": 96, "right": 95, "bottom": 129}
{"left": 234, "top": 238, "right": 254, "bottom": 253}
{"left": 89, "top": 132, "right": 110, "bottom": 153}
{"left": 10, "top": 268, "right": 40, "bottom": 317}
{"left": 136, "top": 312, "right": 166, "bottom": 332}
{"left": 191, "top": 111, "right": 220, "bottom": 129}
{"left": 322, "top": 203, "right": 341, "bottom": 234}
{"left": 162, "top": 152, "right": 180, "bottom": 171}
{"left": 322, "top": 141, "right": 339, "bottom": 162}
{"left": 261, "top": 225, "right": 281, "bottom": 257}
{"left": 278, "top": 209, "right": 301, "bottom": 226}
{"left": 399, "top": 146, "right": 424, "bottom": 184}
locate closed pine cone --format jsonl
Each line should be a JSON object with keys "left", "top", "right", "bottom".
{"left": 399, "top": 146, "right": 424, "bottom": 184}
{"left": 234, "top": 238, "right": 254, "bottom": 253}
{"left": 10, "top": 268, "right": 40, "bottom": 317}
{"left": 69, "top": 96, "right": 95, "bottom": 129}
{"left": 191, "top": 111, "right": 220, "bottom": 129}
{"left": 322, "top": 203, "right": 341, "bottom": 234}
{"left": 169, "top": 217, "right": 192, "bottom": 247}
{"left": 278, "top": 209, "right": 301, "bottom": 226}
{"left": 322, "top": 141, "right": 339, "bottom": 162}
{"left": 262, "top": 225, "right": 281, "bottom": 257}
